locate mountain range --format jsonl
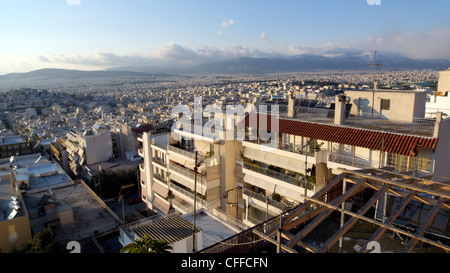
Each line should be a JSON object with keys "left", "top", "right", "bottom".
{"left": 0, "top": 52, "right": 449, "bottom": 91}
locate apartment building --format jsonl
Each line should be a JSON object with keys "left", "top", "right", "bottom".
{"left": 138, "top": 120, "right": 230, "bottom": 217}
{"left": 137, "top": 91, "right": 449, "bottom": 229}
{"left": 0, "top": 131, "right": 28, "bottom": 159}
{"left": 61, "top": 126, "right": 113, "bottom": 178}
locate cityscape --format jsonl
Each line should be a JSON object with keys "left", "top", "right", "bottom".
{"left": 0, "top": 0, "right": 449, "bottom": 267}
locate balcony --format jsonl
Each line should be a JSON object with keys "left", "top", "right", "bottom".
{"left": 173, "top": 121, "right": 223, "bottom": 142}
{"left": 168, "top": 143, "right": 196, "bottom": 159}
{"left": 242, "top": 188, "right": 296, "bottom": 213}
{"left": 290, "top": 106, "right": 436, "bottom": 137}
{"left": 151, "top": 141, "right": 168, "bottom": 152}
{"left": 327, "top": 153, "right": 380, "bottom": 170}
{"left": 168, "top": 182, "right": 210, "bottom": 210}
{"left": 242, "top": 162, "right": 315, "bottom": 202}
{"left": 152, "top": 157, "right": 167, "bottom": 168}
{"left": 153, "top": 173, "right": 167, "bottom": 185}
{"left": 242, "top": 133, "right": 327, "bottom": 173}
{"left": 244, "top": 133, "right": 315, "bottom": 157}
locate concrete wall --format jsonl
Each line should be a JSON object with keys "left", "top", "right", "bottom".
{"left": 437, "top": 70, "right": 450, "bottom": 94}
{"left": 432, "top": 117, "right": 450, "bottom": 181}
{"left": 0, "top": 213, "right": 32, "bottom": 253}
{"left": 345, "top": 90, "right": 427, "bottom": 121}
{"left": 85, "top": 134, "right": 113, "bottom": 165}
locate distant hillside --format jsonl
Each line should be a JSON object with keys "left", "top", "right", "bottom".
{"left": 189, "top": 53, "right": 450, "bottom": 74}
{"left": 1, "top": 53, "right": 448, "bottom": 91}
{"left": 0, "top": 68, "right": 181, "bottom": 91}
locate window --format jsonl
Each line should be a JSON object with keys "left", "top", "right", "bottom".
{"left": 381, "top": 99, "right": 390, "bottom": 110}
{"left": 387, "top": 153, "right": 431, "bottom": 172}
{"left": 387, "top": 153, "right": 407, "bottom": 171}
{"left": 411, "top": 156, "right": 431, "bottom": 172}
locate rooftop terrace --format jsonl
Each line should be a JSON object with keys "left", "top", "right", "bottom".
{"left": 287, "top": 106, "right": 436, "bottom": 137}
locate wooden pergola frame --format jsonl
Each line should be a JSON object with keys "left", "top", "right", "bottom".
{"left": 254, "top": 167, "right": 450, "bottom": 253}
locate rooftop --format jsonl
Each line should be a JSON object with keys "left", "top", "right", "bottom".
{"left": 286, "top": 107, "right": 436, "bottom": 137}
{"left": 0, "top": 181, "right": 23, "bottom": 222}
{"left": 123, "top": 209, "right": 240, "bottom": 251}
{"left": 134, "top": 215, "right": 201, "bottom": 244}
{"left": 0, "top": 134, "right": 26, "bottom": 146}
{"left": 23, "top": 181, "right": 120, "bottom": 244}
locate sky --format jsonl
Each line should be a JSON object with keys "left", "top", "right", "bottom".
{"left": 1, "top": 0, "right": 450, "bottom": 74}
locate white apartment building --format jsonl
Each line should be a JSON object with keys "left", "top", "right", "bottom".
{"left": 426, "top": 68, "right": 450, "bottom": 117}
{"left": 63, "top": 127, "right": 113, "bottom": 178}
{"left": 138, "top": 119, "right": 239, "bottom": 218}
{"left": 137, "top": 91, "right": 449, "bottom": 229}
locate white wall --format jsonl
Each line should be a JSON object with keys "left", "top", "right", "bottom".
{"left": 85, "top": 134, "right": 113, "bottom": 165}
{"left": 345, "top": 90, "right": 426, "bottom": 121}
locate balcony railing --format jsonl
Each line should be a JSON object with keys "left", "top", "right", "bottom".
{"left": 153, "top": 173, "right": 167, "bottom": 184}
{"left": 328, "top": 153, "right": 380, "bottom": 168}
{"left": 168, "top": 163, "right": 207, "bottom": 186}
{"left": 243, "top": 163, "right": 315, "bottom": 190}
{"left": 243, "top": 188, "right": 293, "bottom": 211}
{"left": 243, "top": 133, "right": 316, "bottom": 156}
{"left": 169, "top": 182, "right": 208, "bottom": 208}
{"left": 168, "top": 144, "right": 196, "bottom": 160}
{"left": 152, "top": 157, "right": 167, "bottom": 167}
{"left": 152, "top": 142, "right": 168, "bottom": 150}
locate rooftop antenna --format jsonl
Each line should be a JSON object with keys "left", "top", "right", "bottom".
{"left": 366, "top": 50, "right": 380, "bottom": 90}
{"left": 366, "top": 50, "right": 380, "bottom": 118}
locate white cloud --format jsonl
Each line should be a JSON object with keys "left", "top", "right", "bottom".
{"left": 221, "top": 19, "right": 235, "bottom": 29}
{"left": 260, "top": 32, "right": 267, "bottom": 40}
{"left": 219, "top": 19, "right": 236, "bottom": 34}
{"left": 344, "top": 27, "right": 450, "bottom": 60}
{"left": 66, "top": 0, "right": 81, "bottom": 5}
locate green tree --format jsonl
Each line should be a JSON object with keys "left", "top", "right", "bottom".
{"left": 20, "top": 228, "right": 65, "bottom": 253}
{"left": 120, "top": 234, "right": 172, "bottom": 253}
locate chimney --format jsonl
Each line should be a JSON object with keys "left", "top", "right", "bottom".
{"left": 334, "top": 95, "right": 346, "bottom": 125}
{"left": 287, "top": 92, "right": 296, "bottom": 118}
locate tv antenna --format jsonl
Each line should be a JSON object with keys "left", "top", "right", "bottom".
{"left": 366, "top": 50, "right": 380, "bottom": 90}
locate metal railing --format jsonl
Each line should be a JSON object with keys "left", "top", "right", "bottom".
{"left": 328, "top": 153, "right": 380, "bottom": 168}
{"left": 243, "top": 188, "right": 293, "bottom": 211}
{"left": 152, "top": 157, "right": 167, "bottom": 167}
{"left": 168, "top": 163, "right": 207, "bottom": 186}
{"left": 153, "top": 173, "right": 167, "bottom": 184}
{"left": 168, "top": 182, "right": 208, "bottom": 208}
{"left": 243, "top": 133, "right": 316, "bottom": 156}
{"left": 345, "top": 112, "right": 435, "bottom": 135}
{"left": 243, "top": 163, "right": 315, "bottom": 190}
{"left": 152, "top": 142, "right": 168, "bottom": 150}
{"left": 292, "top": 106, "right": 436, "bottom": 135}
{"left": 168, "top": 144, "right": 196, "bottom": 160}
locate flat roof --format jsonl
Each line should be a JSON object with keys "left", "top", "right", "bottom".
{"left": 87, "top": 157, "right": 142, "bottom": 176}
{"left": 129, "top": 210, "right": 239, "bottom": 251}
{"left": 23, "top": 181, "right": 120, "bottom": 244}
{"left": 0, "top": 135, "right": 26, "bottom": 146}
{"left": 182, "top": 211, "right": 239, "bottom": 249}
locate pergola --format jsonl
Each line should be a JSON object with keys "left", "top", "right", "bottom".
{"left": 254, "top": 167, "right": 450, "bottom": 253}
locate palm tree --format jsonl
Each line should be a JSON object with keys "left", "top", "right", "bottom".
{"left": 120, "top": 234, "right": 172, "bottom": 253}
